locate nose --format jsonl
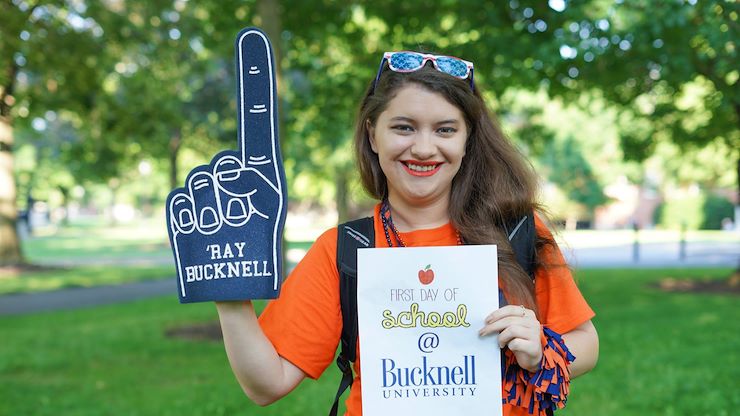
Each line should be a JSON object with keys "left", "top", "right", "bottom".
{"left": 410, "top": 130, "right": 436, "bottom": 160}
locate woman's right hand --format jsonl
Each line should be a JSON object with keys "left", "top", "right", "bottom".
{"left": 478, "top": 304, "right": 543, "bottom": 373}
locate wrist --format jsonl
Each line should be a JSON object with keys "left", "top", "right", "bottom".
{"left": 521, "top": 353, "right": 543, "bottom": 373}
{"left": 216, "top": 300, "right": 254, "bottom": 314}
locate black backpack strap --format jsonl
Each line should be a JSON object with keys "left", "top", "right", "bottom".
{"left": 507, "top": 212, "right": 536, "bottom": 279}
{"left": 331, "top": 217, "right": 374, "bottom": 416}
{"left": 499, "top": 212, "right": 536, "bottom": 307}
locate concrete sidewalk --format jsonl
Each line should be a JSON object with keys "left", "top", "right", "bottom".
{"left": 563, "top": 240, "right": 739, "bottom": 268}
{"left": 0, "top": 279, "right": 175, "bottom": 316}
{"left": 1, "top": 240, "right": 737, "bottom": 316}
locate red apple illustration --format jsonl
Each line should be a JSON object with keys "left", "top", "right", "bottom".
{"left": 418, "top": 264, "right": 434, "bottom": 285}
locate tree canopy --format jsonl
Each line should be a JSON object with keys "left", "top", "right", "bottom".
{"left": 1, "top": 0, "right": 737, "bottom": 264}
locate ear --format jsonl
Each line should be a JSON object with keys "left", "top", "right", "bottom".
{"left": 366, "top": 119, "right": 378, "bottom": 153}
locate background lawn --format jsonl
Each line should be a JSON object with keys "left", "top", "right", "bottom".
{"left": 1, "top": 267, "right": 737, "bottom": 415}
{"left": 4, "top": 217, "right": 737, "bottom": 296}
{"left": 20, "top": 218, "right": 171, "bottom": 265}
{"left": 559, "top": 268, "right": 739, "bottom": 416}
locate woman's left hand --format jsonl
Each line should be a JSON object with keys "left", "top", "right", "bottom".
{"left": 479, "top": 305, "right": 543, "bottom": 373}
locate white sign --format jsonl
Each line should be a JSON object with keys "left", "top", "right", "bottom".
{"left": 357, "top": 245, "right": 502, "bottom": 415}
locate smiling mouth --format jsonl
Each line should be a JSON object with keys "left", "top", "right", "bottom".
{"left": 402, "top": 161, "right": 442, "bottom": 177}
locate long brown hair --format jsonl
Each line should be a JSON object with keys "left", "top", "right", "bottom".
{"left": 354, "top": 65, "right": 552, "bottom": 311}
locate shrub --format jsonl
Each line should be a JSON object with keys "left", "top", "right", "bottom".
{"left": 654, "top": 195, "right": 703, "bottom": 230}
{"left": 701, "top": 195, "right": 735, "bottom": 230}
{"left": 654, "top": 193, "right": 735, "bottom": 230}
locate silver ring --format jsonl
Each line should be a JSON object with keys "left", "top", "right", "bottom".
{"left": 519, "top": 305, "right": 526, "bottom": 317}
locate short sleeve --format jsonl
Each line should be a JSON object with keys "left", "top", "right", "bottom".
{"left": 258, "top": 228, "right": 342, "bottom": 380}
{"left": 533, "top": 216, "right": 595, "bottom": 334}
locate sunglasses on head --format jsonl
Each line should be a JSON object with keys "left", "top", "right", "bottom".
{"left": 373, "top": 51, "right": 475, "bottom": 92}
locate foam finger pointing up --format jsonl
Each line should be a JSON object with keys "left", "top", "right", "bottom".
{"left": 235, "top": 28, "right": 278, "bottom": 177}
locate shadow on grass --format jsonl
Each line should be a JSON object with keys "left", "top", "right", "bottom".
{"left": 0, "top": 264, "right": 67, "bottom": 278}
{"left": 652, "top": 271, "right": 740, "bottom": 295}
{"left": 165, "top": 321, "right": 223, "bottom": 342}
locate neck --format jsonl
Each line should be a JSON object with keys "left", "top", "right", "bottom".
{"left": 386, "top": 194, "right": 450, "bottom": 232}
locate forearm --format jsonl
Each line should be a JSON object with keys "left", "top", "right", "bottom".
{"left": 215, "top": 301, "right": 304, "bottom": 405}
{"left": 561, "top": 320, "right": 599, "bottom": 378}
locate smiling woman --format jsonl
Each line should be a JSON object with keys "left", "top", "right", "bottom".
{"left": 215, "top": 51, "right": 598, "bottom": 416}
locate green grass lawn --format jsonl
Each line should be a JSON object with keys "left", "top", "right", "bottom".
{"left": 21, "top": 218, "right": 171, "bottom": 263}
{"left": 559, "top": 268, "right": 739, "bottom": 416}
{"left": 1, "top": 268, "right": 737, "bottom": 415}
{"left": 0, "top": 297, "right": 336, "bottom": 415}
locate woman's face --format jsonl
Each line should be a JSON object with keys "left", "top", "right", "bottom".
{"left": 368, "top": 84, "right": 468, "bottom": 208}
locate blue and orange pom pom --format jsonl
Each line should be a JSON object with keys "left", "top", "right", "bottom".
{"left": 502, "top": 327, "right": 576, "bottom": 415}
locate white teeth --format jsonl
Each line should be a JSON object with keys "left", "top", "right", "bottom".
{"left": 407, "top": 163, "right": 437, "bottom": 172}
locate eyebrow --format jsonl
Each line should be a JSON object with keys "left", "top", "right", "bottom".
{"left": 389, "top": 116, "right": 461, "bottom": 125}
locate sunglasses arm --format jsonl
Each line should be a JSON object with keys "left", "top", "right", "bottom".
{"left": 372, "top": 57, "right": 388, "bottom": 93}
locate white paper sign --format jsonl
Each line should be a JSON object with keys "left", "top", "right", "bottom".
{"left": 357, "top": 245, "right": 502, "bottom": 415}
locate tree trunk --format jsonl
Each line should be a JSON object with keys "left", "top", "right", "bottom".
{"left": 58, "top": 186, "right": 70, "bottom": 226}
{"left": 0, "top": 116, "right": 24, "bottom": 265}
{"left": 169, "top": 128, "right": 181, "bottom": 189}
{"left": 108, "top": 183, "right": 118, "bottom": 226}
{"left": 257, "top": 0, "right": 282, "bottom": 83}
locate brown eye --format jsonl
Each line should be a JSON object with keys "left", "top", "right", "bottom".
{"left": 391, "top": 124, "right": 414, "bottom": 132}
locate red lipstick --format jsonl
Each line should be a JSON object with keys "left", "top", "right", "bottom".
{"left": 401, "top": 160, "right": 442, "bottom": 177}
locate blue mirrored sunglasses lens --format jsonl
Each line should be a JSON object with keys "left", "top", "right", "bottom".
{"left": 435, "top": 57, "right": 468, "bottom": 77}
{"left": 389, "top": 52, "right": 424, "bottom": 70}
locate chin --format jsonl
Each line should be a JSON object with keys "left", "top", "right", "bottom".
{"left": 401, "top": 190, "right": 446, "bottom": 205}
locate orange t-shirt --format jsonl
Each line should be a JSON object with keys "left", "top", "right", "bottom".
{"left": 259, "top": 205, "right": 594, "bottom": 415}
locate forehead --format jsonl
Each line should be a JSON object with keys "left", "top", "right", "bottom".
{"left": 380, "top": 84, "right": 464, "bottom": 123}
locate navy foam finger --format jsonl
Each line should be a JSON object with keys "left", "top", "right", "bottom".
{"left": 235, "top": 28, "right": 278, "bottom": 177}
{"left": 165, "top": 27, "right": 288, "bottom": 303}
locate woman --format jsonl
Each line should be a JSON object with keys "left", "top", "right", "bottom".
{"left": 216, "top": 51, "right": 598, "bottom": 415}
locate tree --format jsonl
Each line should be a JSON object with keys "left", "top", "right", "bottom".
{"left": 5, "top": 0, "right": 736, "bottom": 266}
{"left": 1, "top": 0, "right": 111, "bottom": 265}
{"left": 1, "top": 0, "right": 265, "bottom": 263}
{"left": 82, "top": 0, "right": 236, "bottom": 189}
{"left": 542, "top": 136, "right": 608, "bottom": 228}
{"left": 538, "top": 0, "right": 738, "bottom": 193}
